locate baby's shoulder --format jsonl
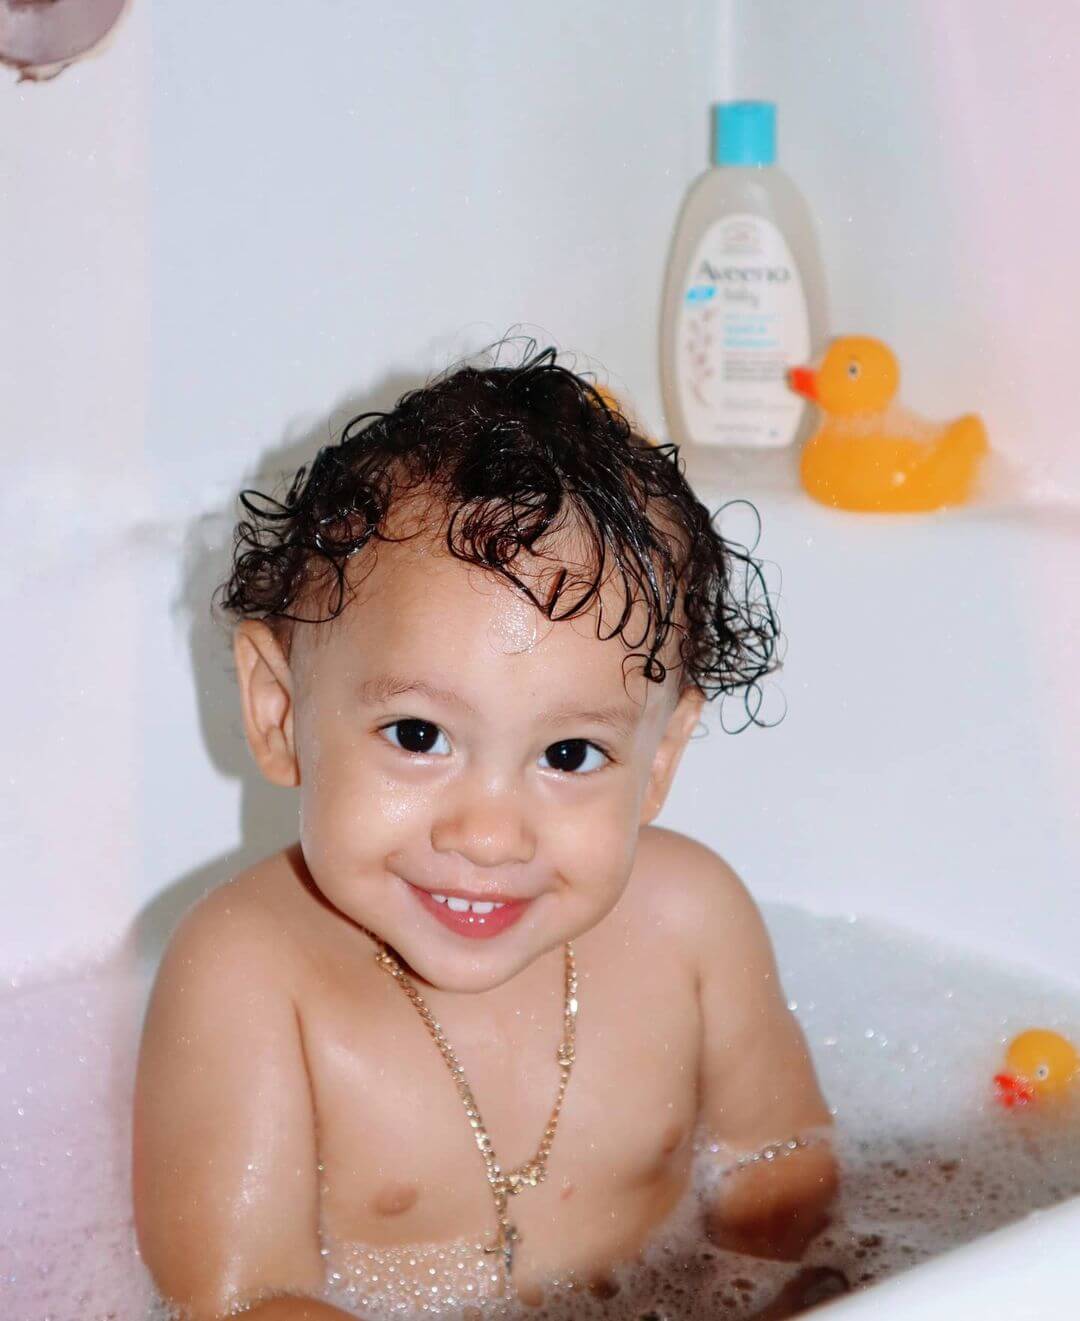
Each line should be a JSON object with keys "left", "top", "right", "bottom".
{"left": 156, "top": 849, "right": 312, "bottom": 996}
{"left": 620, "top": 826, "right": 767, "bottom": 962}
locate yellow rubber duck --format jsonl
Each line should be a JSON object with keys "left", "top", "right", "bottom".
{"left": 993, "top": 1029, "right": 1080, "bottom": 1108}
{"left": 789, "top": 336, "right": 988, "bottom": 512}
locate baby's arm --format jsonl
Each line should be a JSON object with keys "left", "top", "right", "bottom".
{"left": 678, "top": 837, "right": 837, "bottom": 1260}
{"left": 132, "top": 886, "right": 351, "bottom": 1320}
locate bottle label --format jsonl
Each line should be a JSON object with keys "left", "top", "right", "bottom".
{"left": 675, "top": 213, "right": 809, "bottom": 447}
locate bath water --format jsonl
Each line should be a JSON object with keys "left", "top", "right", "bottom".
{"left": 2, "top": 904, "right": 1079, "bottom": 1320}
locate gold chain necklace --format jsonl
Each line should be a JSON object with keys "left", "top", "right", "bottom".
{"left": 372, "top": 938, "right": 578, "bottom": 1291}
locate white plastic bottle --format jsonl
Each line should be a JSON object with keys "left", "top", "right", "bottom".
{"left": 660, "top": 101, "right": 828, "bottom": 453}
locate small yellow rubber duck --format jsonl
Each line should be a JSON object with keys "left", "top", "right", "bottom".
{"left": 789, "top": 336, "right": 988, "bottom": 512}
{"left": 993, "top": 1029, "right": 1080, "bottom": 1108}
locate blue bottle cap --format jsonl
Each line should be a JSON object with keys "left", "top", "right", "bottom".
{"left": 713, "top": 101, "right": 776, "bottom": 167}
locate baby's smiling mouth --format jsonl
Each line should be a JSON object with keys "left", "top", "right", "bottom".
{"left": 402, "top": 879, "right": 535, "bottom": 938}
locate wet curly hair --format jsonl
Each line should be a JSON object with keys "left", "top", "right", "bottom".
{"left": 214, "top": 342, "right": 780, "bottom": 725}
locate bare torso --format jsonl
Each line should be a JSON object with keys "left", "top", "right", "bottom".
{"left": 237, "top": 827, "right": 703, "bottom": 1300}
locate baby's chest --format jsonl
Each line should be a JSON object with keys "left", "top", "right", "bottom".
{"left": 299, "top": 967, "right": 702, "bottom": 1253}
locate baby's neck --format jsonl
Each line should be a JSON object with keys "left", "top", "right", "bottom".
{"left": 399, "top": 940, "right": 570, "bottom": 1037}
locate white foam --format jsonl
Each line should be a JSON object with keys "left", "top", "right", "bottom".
{"left": 3, "top": 906, "right": 1079, "bottom": 1319}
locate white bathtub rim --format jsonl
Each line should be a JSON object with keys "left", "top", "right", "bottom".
{"left": 817, "top": 1189, "right": 1080, "bottom": 1318}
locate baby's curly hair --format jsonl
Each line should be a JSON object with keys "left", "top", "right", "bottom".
{"left": 214, "top": 342, "right": 779, "bottom": 723}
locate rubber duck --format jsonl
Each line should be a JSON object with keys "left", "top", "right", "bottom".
{"left": 789, "top": 336, "right": 988, "bottom": 513}
{"left": 993, "top": 1029, "right": 1080, "bottom": 1108}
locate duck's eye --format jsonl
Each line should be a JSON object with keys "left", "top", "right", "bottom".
{"left": 541, "top": 740, "right": 607, "bottom": 774}
{"left": 847, "top": 361, "right": 862, "bottom": 379}
{"left": 381, "top": 719, "right": 450, "bottom": 756}
{"left": 1036, "top": 1063, "right": 1050, "bottom": 1080}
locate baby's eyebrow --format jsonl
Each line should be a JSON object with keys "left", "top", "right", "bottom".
{"left": 539, "top": 700, "right": 641, "bottom": 737}
{"left": 358, "top": 675, "right": 474, "bottom": 713}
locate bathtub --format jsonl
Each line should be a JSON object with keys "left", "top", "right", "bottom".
{"left": 3, "top": 456, "right": 1079, "bottom": 1318}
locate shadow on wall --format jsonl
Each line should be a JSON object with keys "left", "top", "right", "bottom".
{"left": 124, "top": 369, "right": 424, "bottom": 983}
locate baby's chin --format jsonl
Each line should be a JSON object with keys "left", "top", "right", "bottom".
{"left": 362, "top": 915, "right": 567, "bottom": 996}
{"left": 397, "top": 948, "right": 542, "bottom": 995}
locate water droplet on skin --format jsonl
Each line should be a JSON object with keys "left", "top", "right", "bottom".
{"left": 487, "top": 592, "right": 539, "bottom": 655}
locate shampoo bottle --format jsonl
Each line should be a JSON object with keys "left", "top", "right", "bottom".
{"left": 660, "top": 101, "right": 827, "bottom": 452}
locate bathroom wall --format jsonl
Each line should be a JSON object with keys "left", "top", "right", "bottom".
{"left": 717, "top": 0, "right": 1080, "bottom": 980}
{"left": 1, "top": 0, "right": 726, "bottom": 975}
{"left": 731, "top": 0, "right": 1080, "bottom": 497}
{"left": 4, "top": 0, "right": 1078, "bottom": 982}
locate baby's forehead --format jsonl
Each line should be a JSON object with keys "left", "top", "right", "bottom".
{"left": 294, "top": 531, "right": 673, "bottom": 702}
{"left": 346, "top": 534, "right": 628, "bottom": 649}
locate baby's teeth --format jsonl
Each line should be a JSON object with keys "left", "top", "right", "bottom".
{"left": 434, "top": 895, "right": 512, "bottom": 915}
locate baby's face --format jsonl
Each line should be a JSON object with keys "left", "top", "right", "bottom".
{"left": 277, "top": 532, "right": 702, "bottom": 993}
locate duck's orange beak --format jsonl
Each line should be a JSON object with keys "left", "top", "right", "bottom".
{"left": 788, "top": 366, "right": 818, "bottom": 400}
{"left": 994, "top": 1072, "right": 1035, "bottom": 1108}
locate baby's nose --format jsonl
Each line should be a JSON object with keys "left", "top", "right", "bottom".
{"left": 430, "top": 783, "right": 536, "bottom": 868}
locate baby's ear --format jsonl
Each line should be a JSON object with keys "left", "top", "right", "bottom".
{"left": 639, "top": 686, "right": 705, "bottom": 826}
{"left": 232, "top": 621, "right": 300, "bottom": 788}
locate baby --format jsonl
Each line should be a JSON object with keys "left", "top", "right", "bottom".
{"left": 133, "top": 346, "right": 837, "bottom": 1321}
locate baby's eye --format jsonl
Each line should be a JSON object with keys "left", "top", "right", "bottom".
{"left": 540, "top": 739, "right": 607, "bottom": 775}
{"left": 380, "top": 719, "right": 450, "bottom": 756}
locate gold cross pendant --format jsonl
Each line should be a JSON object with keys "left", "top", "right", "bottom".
{"left": 485, "top": 1222, "right": 520, "bottom": 1280}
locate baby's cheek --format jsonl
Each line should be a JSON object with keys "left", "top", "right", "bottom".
{"left": 369, "top": 776, "right": 430, "bottom": 829}
{"left": 554, "top": 801, "right": 637, "bottom": 886}
{"left": 299, "top": 770, "right": 382, "bottom": 865}
{"left": 297, "top": 782, "right": 345, "bottom": 876}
